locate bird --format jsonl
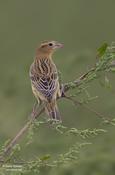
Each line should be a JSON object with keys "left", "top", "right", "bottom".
{"left": 29, "top": 40, "right": 63, "bottom": 122}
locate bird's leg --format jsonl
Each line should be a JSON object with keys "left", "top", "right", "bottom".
{"left": 30, "top": 99, "right": 42, "bottom": 119}
{"left": 32, "top": 101, "right": 38, "bottom": 116}
{"left": 30, "top": 100, "right": 38, "bottom": 119}
{"left": 30, "top": 98, "right": 46, "bottom": 120}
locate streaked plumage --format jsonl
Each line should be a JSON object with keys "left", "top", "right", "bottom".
{"left": 29, "top": 41, "right": 63, "bottom": 121}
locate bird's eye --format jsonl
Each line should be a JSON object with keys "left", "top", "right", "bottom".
{"left": 48, "top": 43, "right": 53, "bottom": 46}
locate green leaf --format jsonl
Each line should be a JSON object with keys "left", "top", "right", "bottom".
{"left": 40, "top": 154, "right": 51, "bottom": 161}
{"left": 97, "top": 43, "right": 108, "bottom": 58}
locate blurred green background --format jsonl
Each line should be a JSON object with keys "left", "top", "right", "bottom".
{"left": 0, "top": 0, "right": 115, "bottom": 174}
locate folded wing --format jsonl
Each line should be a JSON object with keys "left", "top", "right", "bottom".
{"left": 30, "top": 59, "right": 58, "bottom": 101}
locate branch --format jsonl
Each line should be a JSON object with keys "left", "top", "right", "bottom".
{"left": 0, "top": 42, "right": 115, "bottom": 163}
{"left": 0, "top": 68, "right": 96, "bottom": 162}
{"left": 0, "top": 108, "right": 44, "bottom": 163}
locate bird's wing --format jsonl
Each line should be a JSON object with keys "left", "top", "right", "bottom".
{"left": 30, "top": 60, "right": 58, "bottom": 100}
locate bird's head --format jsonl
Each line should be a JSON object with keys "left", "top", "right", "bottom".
{"left": 37, "top": 41, "right": 63, "bottom": 56}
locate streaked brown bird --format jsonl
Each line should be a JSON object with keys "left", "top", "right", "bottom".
{"left": 29, "top": 41, "right": 63, "bottom": 121}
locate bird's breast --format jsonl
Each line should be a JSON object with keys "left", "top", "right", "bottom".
{"left": 35, "top": 58, "right": 57, "bottom": 77}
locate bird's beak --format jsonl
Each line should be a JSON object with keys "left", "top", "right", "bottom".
{"left": 54, "top": 42, "right": 64, "bottom": 49}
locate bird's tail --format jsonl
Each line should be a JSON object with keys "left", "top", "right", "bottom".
{"left": 45, "top": 100, "right": 61, "bottom": 121}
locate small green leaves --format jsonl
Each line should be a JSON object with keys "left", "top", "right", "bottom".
{"left": 66, "top": 128, "right": 107, "bottom": 139}
{"left": 103, "top": 118, "right": 115, "bottom": 126}
{"left": 96, "top": 43, "right": 108, "bottom": 59}
{"left": 40, "top": 154, "right": 51, "bottom": 161}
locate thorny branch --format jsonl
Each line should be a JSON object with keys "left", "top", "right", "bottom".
{"left": 0, "top": 42, "right": 115, "bottom": 163}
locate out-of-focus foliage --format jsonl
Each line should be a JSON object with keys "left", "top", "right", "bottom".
{"left": 0, "top": 0, "right": 115, "bottom": 174}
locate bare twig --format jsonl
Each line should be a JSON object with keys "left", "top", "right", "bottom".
{"left": 64, "top": 95, "right": 112, "bottom": 122}
{"left": 64, "top": 67, "right": 95, "bottom": 92}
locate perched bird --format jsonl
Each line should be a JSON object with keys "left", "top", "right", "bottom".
{"left": 29, "top": 41, "right": 63, "bottom": 121}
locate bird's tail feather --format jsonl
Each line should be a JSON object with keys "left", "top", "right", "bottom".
{"left": 45, "top": 101, "right": 61, "bottom": 121}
